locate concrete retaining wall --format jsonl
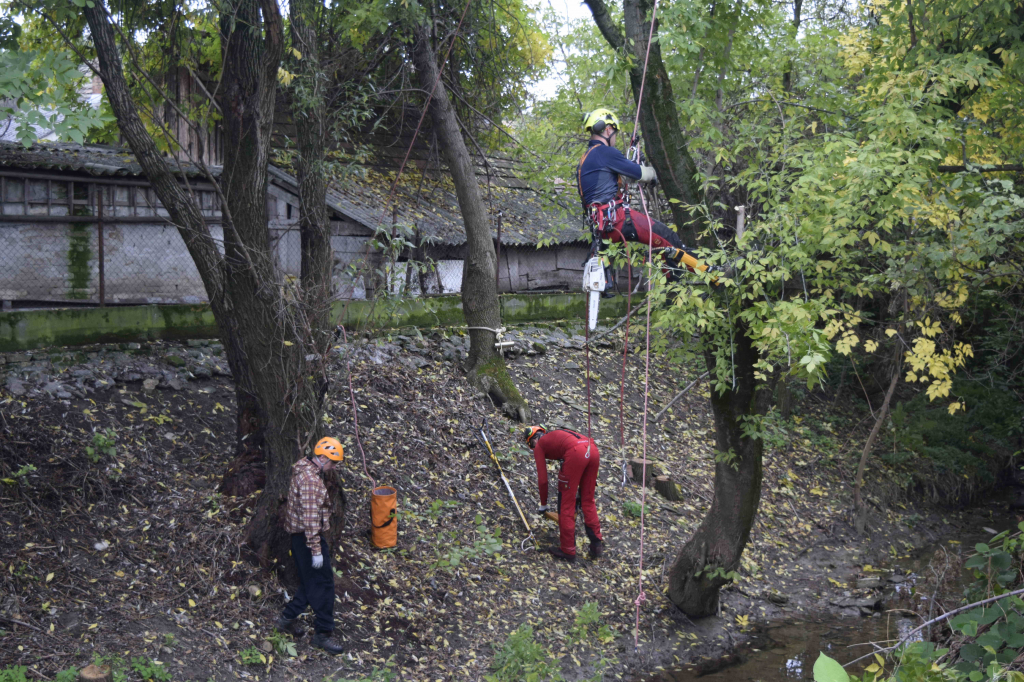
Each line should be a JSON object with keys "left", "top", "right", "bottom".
{"left": 0, "top": 293, "right": 635, "bottom": 352}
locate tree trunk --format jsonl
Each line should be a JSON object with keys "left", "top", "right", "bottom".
{"left": 655, "top": 476, "right": 683, "bottom": 502}
{"left": 782, "top": 0, "right": 802, "bottom": 92}
{"left": 85, "top": 0, "right": 343, "bottom": 576}
{"left": 666, "top": 329, "right": 774, "bottom": 617}
{"left": 409, "top": 22, "right": 528, "bottom": 422}
{"left": 854, "top": 362, "right": 900, "bottom": 534}
{"left": 586, "top": 0, "right": 704, "bottom": 246}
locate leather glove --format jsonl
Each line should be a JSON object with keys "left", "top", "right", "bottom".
{"left": 639, "top": 166, "right": 657, "bottom": 183}
{"left": 311, "top": 553, "right": 323, "bottom": 569}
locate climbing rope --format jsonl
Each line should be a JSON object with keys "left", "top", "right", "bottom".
{"left": 628, "top": 0, "right": 663, "bottom": 652}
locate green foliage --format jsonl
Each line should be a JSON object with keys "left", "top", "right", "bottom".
{"left": 424, "top": 499, "right": 458, "bottom": 522}
{"left": 713, "top": 448, "right": 740, "bottom": 471}
{"left": 570, "top": 601, "right": 615, "bottom": 646}
{"left": 886, "top": 381, "right": 1021, "bottom": 500}
{"left": 622, "top": 500, "right": 643, "bottom": 518}
{"left": 2, "top": 463, "right": 37, "bottom": 485}
{"left": 485, "top": 624, "right": 565, "bottom": 682}
{"left": 694, "top": 564, "right": 741, "bottom": 583}
{"left": 52, "top": 670, "right": 78, "bottom": 682}
{"left": 86, "top": 428, "right": 117, "bottom": 464}
{"left": 0, "top": 666, "right": 28, "bottom": 682}
{"left": 267, "top": 631, "right": 298, "bottom": 657}
{"left": 962, "top": 522, "right": 1024, "bottom": 599}
{"left": 90, "top": 653, "right": 128, "bottom": 682}
{"left": 812, "top": 653, "right": 849, "bottom": 682}
{"left": 238, "top": 646, "right": 267, "bottom": 666}
{"left": 0, "top": 48, "right": 112, "bottom": 147}
{"left": 130, "top": 656, "right": 171, "bottom": 682}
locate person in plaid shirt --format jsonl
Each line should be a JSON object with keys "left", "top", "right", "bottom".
{"left": 275, "top": 437, "right": 345, "bottom": 654}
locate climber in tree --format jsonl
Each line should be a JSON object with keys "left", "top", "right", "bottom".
{"left": 577, "top": 109, "right": 697, "bottom": 276}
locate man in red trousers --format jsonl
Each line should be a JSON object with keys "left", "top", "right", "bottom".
{"left": 524, "top": 426, "right": 604, "bottom": 562}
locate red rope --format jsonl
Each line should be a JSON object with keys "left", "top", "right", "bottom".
{"left": 619, "top": 250, "right": 632, "bottom": 458}
{"left": 630, "top": 0, "right": 662, "bottom": 652}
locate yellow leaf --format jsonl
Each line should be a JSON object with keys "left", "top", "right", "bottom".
{"left": 283, "top": 341, "right": 294, "bottom": 347}
{"left": 885, "top": 329, "right": 897, "bottom": 337}
{"left": 45, "top": 572, "right": 54, "bottom": 582}
{"left": 810, "top": 487, "right": 825, "bottom": 496}
{"left": 828, "top": 577, "right": 844, "bottom": 587}
{"left": 188, "top": 599, "right": 196, "bottom": 608}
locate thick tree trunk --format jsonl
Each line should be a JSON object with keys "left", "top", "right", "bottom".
{"left": 585, "top": 0, "right": 704, "bottom": 246}
{"left": 85, "top": 0, "right": 343, "bottom": 575}
{"left": 666, "top": 329, "right": 774, "bottom": 616}
{"left": 409, "top": 23, "right": 528, "bottom": 422}
{"left": 782, "top": 0, "right": 803, "bottom": 92}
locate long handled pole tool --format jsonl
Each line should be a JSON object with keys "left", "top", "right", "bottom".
{"left": 476, "top": 418, "right": 537, "bottom": 550}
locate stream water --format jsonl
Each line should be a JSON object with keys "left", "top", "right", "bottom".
{"left": 649, "top": 616, "right": 920, "bottom": 681}
{"left": 648, "top": 501, "right": 1022, "bottom": 682}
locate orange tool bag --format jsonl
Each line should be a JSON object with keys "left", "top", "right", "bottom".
{"left": 370, "top": 486, "right": 397, "bottom": 549}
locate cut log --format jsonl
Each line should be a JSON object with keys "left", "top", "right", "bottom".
{"left": 630, "top": 458, "right": 655, "bottom": 487}
{"left": 654, "top": 476, "right": 683, "bottom": 502}
{"left": 80, "top": 665, "right": 113, "bottom": 682}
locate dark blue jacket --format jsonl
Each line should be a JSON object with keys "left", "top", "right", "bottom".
{"left": 577, "top": 139, "right": 644, "bottom": 207}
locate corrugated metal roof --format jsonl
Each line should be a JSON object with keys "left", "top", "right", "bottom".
{"left": 0, "top": 141, "right": 219, "bottom": 177}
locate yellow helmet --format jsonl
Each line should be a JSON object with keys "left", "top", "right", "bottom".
{"left": 314, "top": 437, "right": 344, "bottom": 461}
{"left": 583, "top": 108, "right": 620, "bottom": 134}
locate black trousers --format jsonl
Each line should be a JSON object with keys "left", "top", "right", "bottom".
{"left": 281, "top": 534, "right": 334, "bottom": 634}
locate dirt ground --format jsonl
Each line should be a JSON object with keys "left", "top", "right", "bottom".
{"left": 1, "top": 321, "right": 1012, "bottom": 681}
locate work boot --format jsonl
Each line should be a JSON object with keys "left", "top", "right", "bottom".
{"left": 274, "top": 616, "right": 305, "bottom": 638}
{"left": 311, "top": 631, "right": 344, "bottom": 655}
{"left": 548, "top": 546, "right": 576, "bottom": 563}
{"left": 589, "top": 540, "right": 604, "bottom": 560}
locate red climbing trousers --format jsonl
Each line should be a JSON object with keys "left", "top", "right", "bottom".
{"left": 533, "top": 429, "right": 603, "bottom": 557}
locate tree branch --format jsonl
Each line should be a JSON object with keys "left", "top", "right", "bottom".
{"left": 583, "top": 0, "right": 625, "bottom": 50}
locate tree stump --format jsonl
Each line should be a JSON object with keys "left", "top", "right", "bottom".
{"left": 80, "top": 665, "right": 113, "bottom": 682}
{"left": 655, "top": 476, "right": 683, "bottom": 502}
{"left": 630, "top": 458, "right": 655, "bottom": 487}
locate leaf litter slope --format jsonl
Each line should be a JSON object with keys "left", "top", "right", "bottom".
{"left": 0, "top": 326, "right": 959, "bottom": 680}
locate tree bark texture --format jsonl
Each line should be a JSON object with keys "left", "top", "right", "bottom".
{"left": 666, "top": 329, "right": 774, "bottom": 616}
{"left": 586, "top": 0, "right": 704, "bottom": 246}
{"left": 84, "top": 0, "right": 343, "bottom": 577}
{"left": 409, "top": 23, "right": 528, "bottom": 421}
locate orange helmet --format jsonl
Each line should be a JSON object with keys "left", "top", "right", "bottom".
{"left": 314, "top": 437, "right": 344, "bottom": 461}
{"left": 523, "top": 426, "right": 546, "bottom": 446}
